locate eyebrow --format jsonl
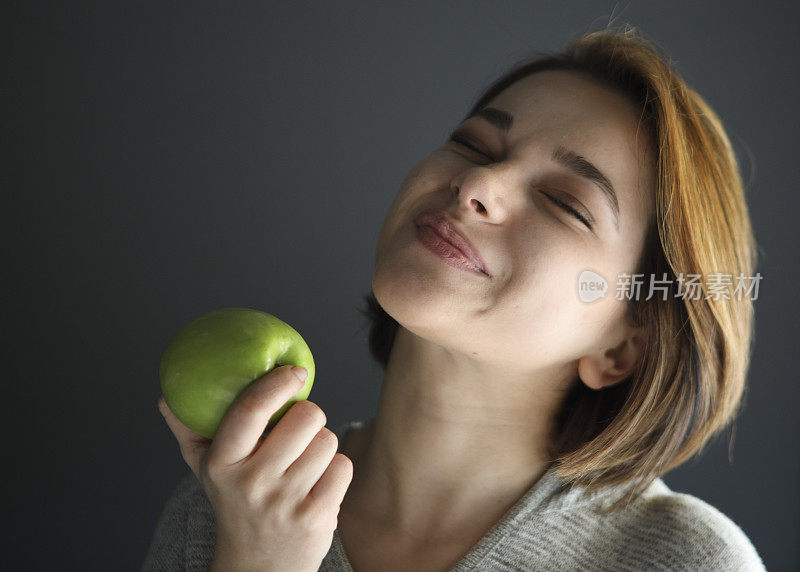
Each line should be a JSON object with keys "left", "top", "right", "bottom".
{"left": 462, "top": 106, "right": 621, "bottom": 231}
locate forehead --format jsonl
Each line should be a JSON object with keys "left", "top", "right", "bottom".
{"left": 477, "top": 70, "right": 656, "bottom": 231}
{"left": 484, "top": 70, "right": 645, "bottom": 147}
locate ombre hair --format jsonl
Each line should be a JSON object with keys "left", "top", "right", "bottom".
{"left": 358, "top": 25, "right": 758, "bottom": 513}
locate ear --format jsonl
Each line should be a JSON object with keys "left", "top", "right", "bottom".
{"left": 577, "top": 328, "right": 645, "bottom": 391}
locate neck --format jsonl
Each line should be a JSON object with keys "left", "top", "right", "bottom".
{"left": 340, "top": 327, "right": 573, "bottom": 542}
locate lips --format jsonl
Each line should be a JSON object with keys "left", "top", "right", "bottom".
{"left": 413, "top": 209, "right": 491, "bottom": 276}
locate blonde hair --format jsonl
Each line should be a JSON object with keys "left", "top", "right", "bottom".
{"left": 360, "top": 25, "right": 759, "bottom": 513}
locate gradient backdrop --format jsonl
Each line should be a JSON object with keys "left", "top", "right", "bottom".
{"left": 7, "top": 1, "right": 799, "bottom": 570}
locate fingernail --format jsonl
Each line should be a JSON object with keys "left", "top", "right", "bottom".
{"left": 292, "top": 366, "right": 308, "bottom": 382}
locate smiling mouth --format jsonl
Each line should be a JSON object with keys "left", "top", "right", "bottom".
{"left": 412, "top": 209, "right": 491, "bottom": 276}
{"left": 415, "top": 225, "right": 490, "bottom": 278}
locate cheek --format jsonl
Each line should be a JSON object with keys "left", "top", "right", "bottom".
{"left": 479, "top": 274, "right": 592, "bottom": 366}
{"left": 375, "top": 154, "right": 454, "bottom": 261}
{"left": 517, "top": 280, "right": 620, "bottom": 362}
{"left": 401, "top": 152, "right": 457, "bottom": 193}
{"left": 493, "top": 243, "right": 604, "bottom": 330}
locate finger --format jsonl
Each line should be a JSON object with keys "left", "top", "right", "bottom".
{"left": 276, "top": 426, "right": 339, "bottom": 496}
{"left": 250, "top": 399, "right": 328, "bottom": 475}
{"left": 207, "top": 365, "right": 306, "bottom": 467}
{"left": 302, "top": 453, "right": 354, "bottom": 512}
{"left": 158, "top": 395, "right": 211, "bottom": 478}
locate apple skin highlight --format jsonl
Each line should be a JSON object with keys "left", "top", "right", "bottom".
{"left": 159, "top": 307, "right": 315, "bottom": 439}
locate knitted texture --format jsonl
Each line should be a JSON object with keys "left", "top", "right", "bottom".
{"left": 142, "top": 420, "right": 765, "bottom": 571}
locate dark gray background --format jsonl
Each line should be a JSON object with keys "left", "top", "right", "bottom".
{"left": 6, "top": 1, "right": 798, "bottom": 570}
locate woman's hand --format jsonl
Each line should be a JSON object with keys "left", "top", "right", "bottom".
{"left": 158, "top": 365, "right": 354, "bottom": 572}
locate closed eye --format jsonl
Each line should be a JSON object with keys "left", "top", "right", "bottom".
{"left": 541, "top": 191, "right": 593, "bottom": 230}
{"left": 448, "top": 131, "right": 593, "bottom": 230}
{"left": 448, "top": 132, "right": 493, "bottom": 162}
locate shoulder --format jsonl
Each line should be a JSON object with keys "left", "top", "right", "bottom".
{"left": 163, "top": 470, "right": 215, "bottom": 530}
{"left": 174, "top": 470, "right": 216, "bottom": 527}
{"left": 623, "top": 482, "right": 765, "bottom": 570}
{"left": 141, "top": 471, "right": 216, "bottom": 571}
{"left": 175, "top": 470, "right": 210, "bottom": 505}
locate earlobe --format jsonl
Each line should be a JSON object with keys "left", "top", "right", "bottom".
{"left": 577, "top": 331, "right": 645, "bottom": 391}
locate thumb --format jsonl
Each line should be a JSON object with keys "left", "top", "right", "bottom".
{"left": 158, "top": 394, "right": 211, "bottom": 479}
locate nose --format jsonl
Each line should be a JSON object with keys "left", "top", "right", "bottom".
{"left": 455, "top": 190, "right": 486, "bottom": 215}
{"left": 451, "top": 165, "right": 513, "bottom": 222}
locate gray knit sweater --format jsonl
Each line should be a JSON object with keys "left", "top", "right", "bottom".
{"left": 142, "top": 420, "right": 766, "bottom": 571}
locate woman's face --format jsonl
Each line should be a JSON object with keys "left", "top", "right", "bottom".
{"left": 372, "top": 70, "right": 655, "bottom": 380}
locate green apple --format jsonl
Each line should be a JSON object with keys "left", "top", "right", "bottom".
{"left": 159, "top": 307, "right": 315, "bottom": 439}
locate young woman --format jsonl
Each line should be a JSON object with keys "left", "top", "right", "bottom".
{"left": 143, "top": 26, "right": 765, "bottom": 571}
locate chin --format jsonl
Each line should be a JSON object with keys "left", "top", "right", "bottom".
{"left": 376, "top": 269, "right": 470, "bottom": 345}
